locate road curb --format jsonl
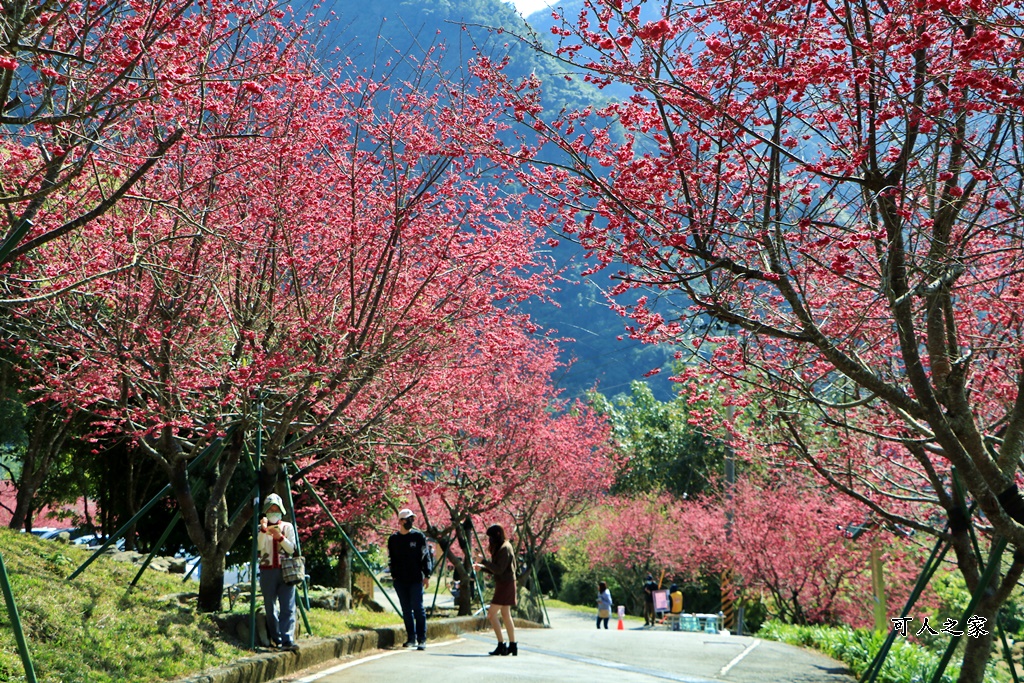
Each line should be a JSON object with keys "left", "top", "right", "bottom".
{"left": 175, "top": 616, "right": 543, "bottom": 683}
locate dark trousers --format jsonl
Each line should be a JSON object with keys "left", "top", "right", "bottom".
{"left": 644, "top": 600, "right": 655, "bottom": 625}
{"left": 394, "top": 580, "right": 426, "bottom": 644}
{"left": 597, "top": 616, "right": 609, "bottom": 629}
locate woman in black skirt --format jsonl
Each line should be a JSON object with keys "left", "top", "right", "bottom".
{"left": 474, "top": 524, "right": 518, "bottom": 656}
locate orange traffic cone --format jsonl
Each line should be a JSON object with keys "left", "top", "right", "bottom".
{"left": 617, "top": 609, "right": 625, "bottom": 630}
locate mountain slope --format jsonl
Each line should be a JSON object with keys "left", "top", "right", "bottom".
{"left": 302, "top": 0, "right": 677, "bottom": 400}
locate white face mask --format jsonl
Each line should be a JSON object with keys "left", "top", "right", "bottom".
{"left": 267, "top": 512, "right": 283, "bottom": 524}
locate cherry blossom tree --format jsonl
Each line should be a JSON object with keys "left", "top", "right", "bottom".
{"left": 580, "top": 479, "right": 926, "bottom": 628}
{"left": 0, "top": 0, "right": 299, "bottom": 283}
{"left": 480, "top": 0, "right": 1024, "bottom": 677}
{"left": 502, "top": 402, "right": 613, "bottom": 560}
{"left": 579, "top": 493, "right": 684, "bottom": 612}
{"left": 292, "top": 317, "right": 567, "bottom": 599}
{"left": 403, "top": 329, "right": 599, "bottom": 615}
{"left": 704, "top": 478, "right": 927, "bottom": 628}
{"left": 11, "top": 43, "right": 552, "bottom": 610}
{"left": 0, "top": 0, "right": 308, "bottom": 540}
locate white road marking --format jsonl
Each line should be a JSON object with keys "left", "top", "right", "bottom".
{"left": 718, "top": 639, "right": 760, "bottom": 677}
{"left": 291, "top": 638, "right": 465, "bottom": 682}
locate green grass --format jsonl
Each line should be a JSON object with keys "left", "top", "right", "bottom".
{"left": 543, "top": 597, "right": 592, "bottom": 613}
{"left": 0, "top": 528, "right": 401, "bottom": 682}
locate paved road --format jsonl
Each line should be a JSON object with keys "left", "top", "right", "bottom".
{"left": 276, "top": 608, "right": 854, "bottom": 683}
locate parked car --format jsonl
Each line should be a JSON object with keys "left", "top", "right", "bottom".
{"left": 26, "top": 527, "right": 58, "bottom": 537}
{"left": 38, "top": 527, "right": 77, "bottom": 540}
{"left": 72, "top": 533, "right": 126, "bottom": 550}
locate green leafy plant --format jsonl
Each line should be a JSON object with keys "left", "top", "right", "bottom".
{"left": 43, "top": 551, "right": 74, "bottom": 574}
{"left": 756, "top": 621, "right": 1004, "bottom": 683}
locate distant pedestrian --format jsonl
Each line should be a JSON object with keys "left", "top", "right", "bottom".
{"left": 643, "top": 574, "right": 658, "bottom": 626}
{"left": 388, "top": 509, "right": 432, "bottom": 651}
{"left": 473, "top": 524, "right": 518, "bottom": 656}
{"left": 597, "top": 581, "right": 613, "bottom": 629}
{"left": 258, "top": 493, "right": 298, "bottom": 650}
{"left": 669, "top": 583, "right": 684, "bottom": 631}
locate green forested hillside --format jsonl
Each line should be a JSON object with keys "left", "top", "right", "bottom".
{"left": 305, "top": 0, "right": 678, "bottom": 401}
{"left": 310, "top": 0, "right": 594, "bottom": 111}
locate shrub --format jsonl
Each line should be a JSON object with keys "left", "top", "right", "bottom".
{"left": 758, "top": 621, "right": 966, "bottom": 683}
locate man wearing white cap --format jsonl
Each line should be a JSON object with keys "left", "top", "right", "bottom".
{"left": 387, "top": 508, "right": 432, "bottom": 650}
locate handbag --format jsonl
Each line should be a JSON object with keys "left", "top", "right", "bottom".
{"left": 281, "top": 554, "right": 306, "bottom": 586}
{"left": 598, "top": 608, "right": 610, "bottom": 619}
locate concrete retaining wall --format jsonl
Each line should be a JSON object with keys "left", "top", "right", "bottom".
{"left": 175, "top": 616, "right": 541, "bottom": 683}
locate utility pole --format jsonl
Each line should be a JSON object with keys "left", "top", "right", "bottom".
{"left": 722, "top": 403, "right": 737, "bottom": 634}
{"left": 871, "top": 546, "right": 887, "bottom": 633}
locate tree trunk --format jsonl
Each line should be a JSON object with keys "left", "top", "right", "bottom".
{"left": 171, "top": 430, "right": 250, "bottom": 614}
{"left": 197, "top": 548, "right": 227, "bottom": 613}
{"left": 458, "top": 574, "right": 474, "bottom": 616}
{"left": 9, "top": 482, "right": 38, "bottom": 530}
{"left": 9, "top": 423, "right": 46, "bottom": 530}
{"left": 8, "top": 405, "right": 74, "bottom": 530}
{"left": 955, "top": 609, "right": 996, "bottom": 683}
{"left": 337, "top": 537, "right": 352, "bottom": 592}
{"left": 439, "top": 544, "right": 475, "bottom": 616}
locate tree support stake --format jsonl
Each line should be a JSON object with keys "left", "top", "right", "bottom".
{"left": 0, "top": 552, "right": 37, "bottom": 683}
{"left": 298, "top": 476, "right": 403, "bottom": 615}
{"left": 927, "top": 536, "right": 1008, "bottom": 683}
{"left": 861, "top": 529, "right": 951, "bottom": 683}
{"left": 67, "top": 431, "right": 232, "bottom": 581}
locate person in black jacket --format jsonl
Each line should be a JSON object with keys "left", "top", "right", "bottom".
{"left": 643, "top": 574, "right": 658, "bottom": 627}
{"left": 388, "top": 509, "right": 433, "bottom": 650}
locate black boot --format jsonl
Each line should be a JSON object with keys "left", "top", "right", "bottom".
{"left": 507, "top": 642, "right": 518, "bottom": 656}
{"left": 489, "top": 642, "right": 507, "bottom": 656}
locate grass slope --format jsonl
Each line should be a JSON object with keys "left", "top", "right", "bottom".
{"left": 0, "top": 528, "right": 399, "bottom": 682}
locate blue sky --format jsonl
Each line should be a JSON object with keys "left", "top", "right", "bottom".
{"left": 508, "top": 0, "right": 555, "bottom": 18}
